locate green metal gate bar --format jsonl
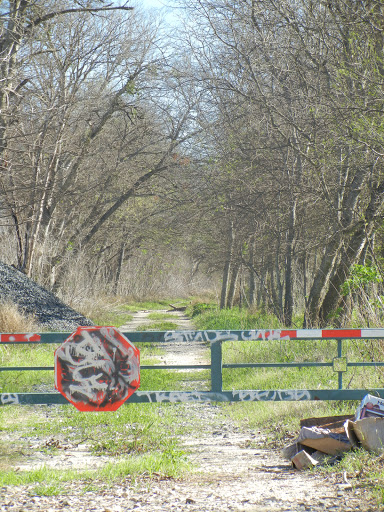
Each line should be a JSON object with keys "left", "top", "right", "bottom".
{"left": 1, "top": 328, "right": 384, "bottom": 406}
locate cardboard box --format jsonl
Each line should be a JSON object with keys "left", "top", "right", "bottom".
{"left": 300, "top": 415, "right": 354, "bottom": 430}
{"left": 355, "top": 394, "right": 384, "bottom": 420}
{"left": 291, "top": 450, "right": 319, "bottom": 470}
{"left": 351, "top": 418, "right": 384, "bottom": 454}
{"left": 296, "top": 426, "right": 351, "bottom": 455}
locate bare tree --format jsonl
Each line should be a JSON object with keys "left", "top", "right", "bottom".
{"left": 173, "top": 0, "right": 384, "bottom": 326}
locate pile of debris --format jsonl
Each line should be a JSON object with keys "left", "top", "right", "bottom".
{"left": 283, "top": 394, "right": 384, "bottom": 470}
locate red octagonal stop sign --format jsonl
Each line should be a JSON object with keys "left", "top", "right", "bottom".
{"left": 55, "top": 326, "right": 140, "bottom": 411}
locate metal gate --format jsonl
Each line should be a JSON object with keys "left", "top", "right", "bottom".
{"left": 1, "top": 328, "right": 384, "bottom": 407}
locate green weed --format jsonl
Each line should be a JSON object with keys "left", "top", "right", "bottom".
{"left": 91, "top": 311, "right": 134, "bottom": 327}
{"left": 120, "top": 300, "right": 175, "bottom": 312}
{"left": 146, "top": 312, "right": 179, "bottom": 320}
{"left": 193, "top": 306, "right": 281, "bottom": 330}
{"left": 32, "top": 483, "right": 66, "bottom": 496}
{"left": 321, "top": 448, "right": 384, "bottom": 506}
{"left": 136, "top": 322, "right": 179, "bottom": 331}
{"left": 0, "top": 401, "right": 193, "bottom": 493}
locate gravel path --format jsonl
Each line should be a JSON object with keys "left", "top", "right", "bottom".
{"left": 1, "top": 402, "right": 377, "bottom": 511}
{"left": 120, "top": 308, "right": 193, "bottom": 331}
{"left": 0, "top": 309, "right": 380, "bottom": 511}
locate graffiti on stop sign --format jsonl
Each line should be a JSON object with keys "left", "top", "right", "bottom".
{"left": 55, "top": 326, "right": 140, "bottom": 411}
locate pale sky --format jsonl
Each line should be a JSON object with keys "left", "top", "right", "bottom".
{"left": 137, "top": 0, "right": 180, "bottom": 26}
{"left": 142, "top": 0, "right": 164, "bottom": 6}
{"left": 139, "top": 0, "right": 170, "bottom": 9}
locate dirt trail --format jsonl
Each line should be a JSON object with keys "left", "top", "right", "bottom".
{"left": 120, "top": 308, "right": 193, "bottom": 331}
{"left": 120, "top": 309, "right": 207, "bottom": 368}
{"left": 1, "top": 310, "right": 379, "bottom": 511}
{"left": 120, "top": 310, "right": 376, "bottom": 511}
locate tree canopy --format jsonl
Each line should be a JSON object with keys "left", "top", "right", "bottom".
{"left": 1, "top": 0, "right": 384, "bottom": 326}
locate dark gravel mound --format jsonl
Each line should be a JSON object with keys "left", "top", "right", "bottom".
{"left": 0, "top": 262, "right": 94, "bottom": 331}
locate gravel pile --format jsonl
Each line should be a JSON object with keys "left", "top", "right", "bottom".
{"left": 0, "top": 261, "right": 93, "bottom": 331}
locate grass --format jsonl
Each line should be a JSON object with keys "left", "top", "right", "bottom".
{"left": 2, "top": 298, "right": 384, "bottom": 505}
{"left": 120, "top": 300, "right": 188, "bottom": 313}
{"left": 0, "top": 344, "right": 55, "bottom": 393}
{"left": 0, "top": 298, "right": 203, "bottom": 494}
{"left": 136, "top": 321, "right": 180, "bottom": 331}
{"left": 92, "top": 311, "right": 134, "bottom": 327}
{"left": 0, "top": 301, "right": 38, "bottom": 332}
{"left": 191, "top": 305, "right": 283, "bottom": 330}
{"left": 220, "top": 338, "right": 382, "bottom": 391}
{"left": 0, "top": 450, "right": 191, "bottom": 493}
{"left": 0, "top": 402, "right": 192, "bottom": 493}
{"left": 316, "top": 447, "right": 384, "bottom": 508}
{"left": 83, "top": 298, "right": 189, "bottom": 326}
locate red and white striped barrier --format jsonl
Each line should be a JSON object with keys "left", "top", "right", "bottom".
{"left": 0, "top": 333, "right": 41, "bottom": 342}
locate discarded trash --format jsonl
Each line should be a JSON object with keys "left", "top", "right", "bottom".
{"left": 355, "top": 394, "right": 384, "bottom": 420}
{"left": 283, "top": 399, "right": 384, "bottom": 469}
{"left": 296, "top": 426, "right": 351, "bottom": 455}
{"left": 350, "top": 418, "right": 384, "bottom": 454}
{"left": 300, "top": 415, "right": 354, "bottom": 430}
{"left": 282, "top": 414, "right": 354, "bottom": 468}
{"left": 291, "top": 450, "right": 319, "bottom": 470}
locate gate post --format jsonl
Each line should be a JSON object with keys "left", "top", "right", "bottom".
{"left": 337, "top": 338, "right": 343, "bottom": 390}
{"left": 211, "top": 340, "right": 223, "bottom": 393}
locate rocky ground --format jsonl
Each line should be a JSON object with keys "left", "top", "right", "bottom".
{"left": 0, "top": 262, "right": 92, "bottom": 330}
{"left": 0, "top": 308, "right": 381, "bottom": 511}
{"left": 1, "top": 401, "right": 378, "bottom": 512}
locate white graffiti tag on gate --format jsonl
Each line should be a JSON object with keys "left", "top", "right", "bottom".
{"left": 55, "top": 327, "right": 140, "bottom": 411}
{"left": 234, "top": 390, "right": 311, "bottom": 401}
{"left": 0, "top": 393, "right": 19, "bottom": 405}
{"left": 164, "top": 329, "right": 292, "bottom": 343}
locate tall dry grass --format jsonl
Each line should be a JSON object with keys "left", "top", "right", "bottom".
{"left": 0, "top": 302, "right": 38, "bottom": 332}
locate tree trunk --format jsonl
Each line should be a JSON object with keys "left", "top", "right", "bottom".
{"left": 220, "top": 220, "right": 235, "bottom": 309}
{"left": 248, "top": 237, "right": 256, "bottom": 306}
{"left": 227, "top": 260, "right": 240, "bottom": 308}
{"left": 113, "top": 240, "right": 126, "bottom": 295}
{"left": 304, "top": 236, "right": 344, "bottom": 327}
{"left": 283, "top": 198, "right": 297, "bottom": 326}
{"left": 318, "top": 230, "right": 367, "bottom": 326}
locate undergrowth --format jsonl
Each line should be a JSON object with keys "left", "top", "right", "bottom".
{"left": 0, "top": 402, "right": 192, "bottom": 492}
{"left": 2, "top": 298, "right": 384, "bottom": 506}
{"left": 0, "top": 301, "right": 38, "bottom": 332}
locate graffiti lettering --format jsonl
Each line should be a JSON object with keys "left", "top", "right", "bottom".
{"left": 0, "top": 393, "right": 19, "bottom": 405}
{"left": 135, "top": 389, "right": 311, "bottom": 403}
{"left": 234, "top": 389, "right": 311, "bottom": 402}
{"left": 240, "top": 330, "right": 291, "bottom": 341}
{"left": 139, "top": 391, "right": 229, "bottom": 403}
{"left": 55, "top": 327, "right": 140, "bottom": 411}
{"left": 164, "top": 330, "right": 292, "bottom": 343}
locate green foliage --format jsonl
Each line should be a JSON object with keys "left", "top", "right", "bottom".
{"left": 321, "top": 448, "right": 384, "bottom": 506}
{"left": 341, "top": 264, "right": 382, "bottom": 296}
{"left": 91, "top": 311, "right": 133, "bottom": 327}
{"left": 221, "top": 337, "right": 380, "bottom": 392}
{"left": 0, "top": 402, "right": 192, "bottom": 491}
{"left": 0, "top": 344, "right": 55, "bottom": 393}
{"left": 125, "top": 80, "right": 136, "bottom": 95}
{"left": 193, "top": 306, "right": 281, "bottom": 330}
{"left": 120, "top": 300, "right": 176, "bottom": 312}
{"left": 136, "top": 321, "right": 179, "bottom": 331}
{"left": 187, "top": 302, "right": 212, "bottom": 317}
